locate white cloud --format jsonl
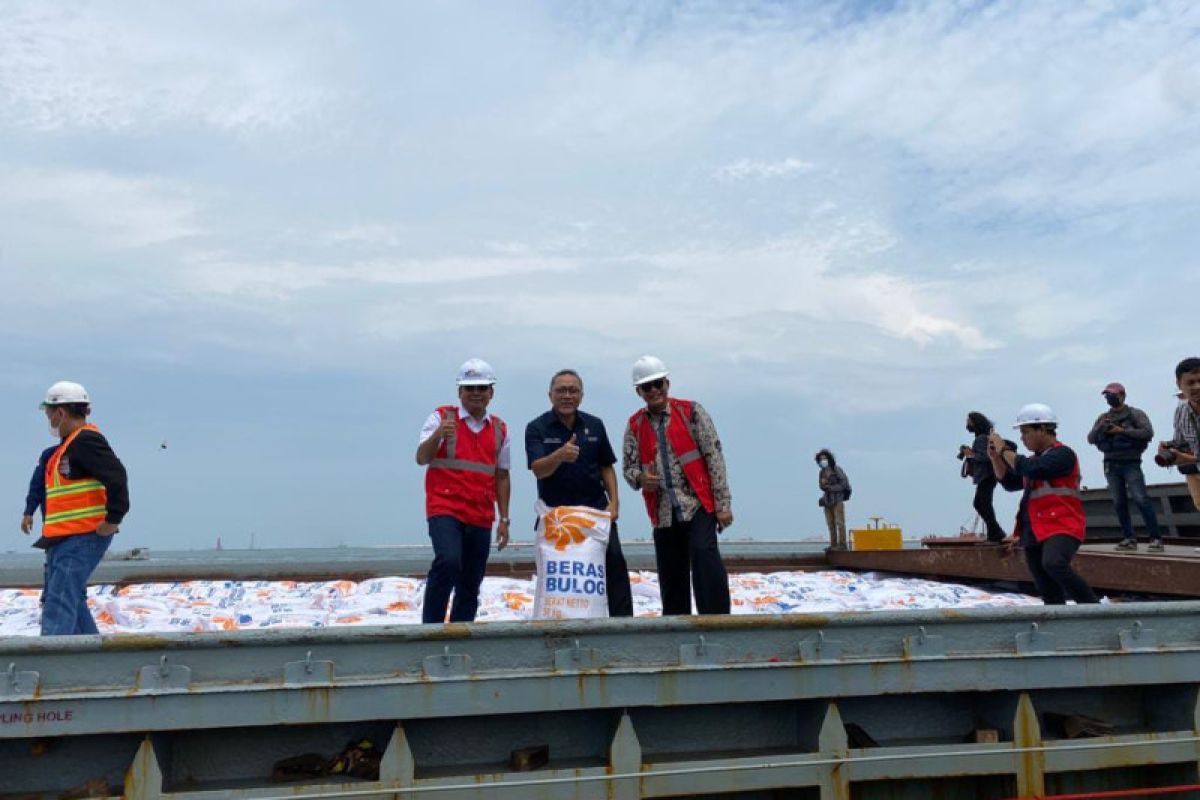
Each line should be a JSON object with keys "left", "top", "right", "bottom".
{"left": 0, "top": 3, "right": 342, "bottom": 135}
{"left": 316, "top": 225, "right": 404, "bottom": 249}
{"left": 180, "top": 252, "right": 581, "bottom": 299}
{"left": 714, "top": 157, "right": 815, "bottom": 182}
{"left": 1036, "top": 345, "right": 1108, "bottom": 367}
{"left": 0, "top": 165, "right": 201, "bottom": 248}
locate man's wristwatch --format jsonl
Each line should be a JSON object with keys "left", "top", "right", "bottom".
{"left": 499, "top": 517, "right": 511, "bottom": 524}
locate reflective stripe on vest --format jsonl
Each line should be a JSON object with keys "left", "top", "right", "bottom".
{"left": 43, "top": 424, "right": 108, "bottom": 538}
{"left": 429, "top": 457, "right": 495, "bottom": 475}
{"left": 1020, "top": 442, "right": 1086, "bottom": 543}
{"left": 1028, "top": 486, "right": 1081, "bottom": 500}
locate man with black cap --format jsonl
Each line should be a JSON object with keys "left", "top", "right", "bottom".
{"left": 1086, "top": 382, "right": 1162, "bottom": 552}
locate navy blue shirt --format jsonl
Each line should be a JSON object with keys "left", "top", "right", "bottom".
{"left": 23, "top": 446, "right": 58, "bottom": 517}
{"left": 998, "top": 444, "right": 1078, "bottom": 547}
{"left": 525, "top": 410, "right": 616, "bottom": 510}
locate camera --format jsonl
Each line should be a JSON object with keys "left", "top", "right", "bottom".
{"left": 1155, "top": 440, "right": 1193, "bottom": 467}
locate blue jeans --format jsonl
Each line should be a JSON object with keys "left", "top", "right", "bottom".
{"left": 41, "top": 532, "right": 113, "bottom": 636}
{"left": 1105, "top": 460, "right": 1161, "bottom": 541}
{"left": 422, "top": 516, "right": 491, "bottom": 624}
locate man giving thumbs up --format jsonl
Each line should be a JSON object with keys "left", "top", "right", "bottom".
{"left": 526, "top": 369, "right": 633, "bottom": 617}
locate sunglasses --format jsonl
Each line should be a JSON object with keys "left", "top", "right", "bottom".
{"left": 461, "top": 384, "right": 492, "bottom": 393}
{"left": 638, "top": 379, "right": 666, "bottom": 393}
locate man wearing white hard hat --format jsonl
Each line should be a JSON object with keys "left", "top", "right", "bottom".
{"left": 622, "top": 356, "right": 733, "bottom": 615}
{"left": 988, "top": 404, "right": 1098, "bottom": 605}
{"left": 415, "top": 359, "right": 512, "bottom": 623}
{"left": 29, "top": 382, "right": 130, "bottom": 635}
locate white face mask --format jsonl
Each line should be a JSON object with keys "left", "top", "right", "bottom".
{"left": 47, "top": 411, "right": 62, "bottom": 439}
{"left": 818, "top": 459, "right": 829, "bottom": 468}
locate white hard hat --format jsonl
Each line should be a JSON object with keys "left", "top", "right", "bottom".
{"left": 631, "top": 355, "right": 669, "bottom": 387}
{"left": 40, "top": 381, "right": 90, "bottom": 408}
{"left": 1013, "top": 403, "right": 1058, "bottom": 429}
{"left": 456, "top": 358, "right": 497, "bottom": 386}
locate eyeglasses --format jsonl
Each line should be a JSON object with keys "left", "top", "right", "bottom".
{"left": 638, "top": 379, "right": 666, "bottom": 393}
{"left": 552, "top": 386, "right": 581, "bottom": 396}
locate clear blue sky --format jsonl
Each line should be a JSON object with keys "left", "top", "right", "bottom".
{"left": 2, "top": 1, "right": 1198, "bottom": 551}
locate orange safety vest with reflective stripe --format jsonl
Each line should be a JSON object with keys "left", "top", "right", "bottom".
{"left": 1020, "top": 441, "right": 1086, "bottom": 543}
{"left": 630, "top": 398, "right": 716, "bottom": 528}
{"left": 425, "top": 406, "right": 506, "bottom": 528}
{"left": 43, "top": 424, "right": 109, "bottom": 539}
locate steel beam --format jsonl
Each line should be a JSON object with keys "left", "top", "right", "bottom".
{"left": 827, "top": 546, "right": 1200, "bottom": 596}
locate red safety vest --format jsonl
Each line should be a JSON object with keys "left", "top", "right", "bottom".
{"left": 630, "top": 398, "right": 716, "bottom": 527}
{"left": 1020, "top": 442, "right": 1086, "bottom": 543}
{"left": 43, "top": 424, "right": 109, "bottom": 539}
{"left": 425, "top": 406, "right": 506, "bottom": 528}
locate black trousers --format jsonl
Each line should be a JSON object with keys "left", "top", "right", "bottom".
{"left": 652, "top": 509, "right": 731, "bottom": 615}
{"left": 973, "top": 477, "right": 1006, "bottom": 541}
{"left": 605, "top": 521, "right": 633, "bottom": 617}
{"left": 1024, "top": 535, "right": 1099, "bottom": 605}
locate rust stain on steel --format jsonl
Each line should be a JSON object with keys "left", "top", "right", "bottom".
{"left": 99, "top": 633, "right": 179, "bottom": 651}
{"left": 684, "top": 612, "right": 833, "bottom": 631}
{"left": 828, "top": 547, "right": 1200, "bottom": 597}
{"left": 305, "top": 686, "right": 332, "bottom": 722}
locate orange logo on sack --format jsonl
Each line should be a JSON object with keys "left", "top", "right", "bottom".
{"left": 543, "top": 507, "right": 599, "bottom": 552}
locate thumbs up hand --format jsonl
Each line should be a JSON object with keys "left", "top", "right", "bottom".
{"left": 438, "top": 410, "right": 457, "bottom": 442}
{"left": 558, "top": 434, "right": 581, "bottom": 464}
{"left": 640, "top": 462, "right": 662, "bottom": 492}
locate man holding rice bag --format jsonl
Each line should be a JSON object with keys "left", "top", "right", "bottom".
{"left": 415, "top": 359, "right": 511, "bottom": 624}
{"left": 526, "top": 369, "right": 632, "bottom": 617}
{"left": 622, "top": 356, "right": 733, "bottom": 615}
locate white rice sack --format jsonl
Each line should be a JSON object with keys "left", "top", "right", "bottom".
{"left": 532, "top": 502, "right": 611, "bottom": 620}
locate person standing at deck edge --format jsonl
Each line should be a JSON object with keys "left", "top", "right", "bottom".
{"left": 416, "top": 359, "right": 511, "bottom": 624}
{"left": 815, "top": 449, "right": 851, "bottom": 550}
{"left": 990, "top": 403, "right": 1098, "bottom": 605}
{"left": 1086, "top": 382, "right": 1162, "bottom": 552}
{"left": 622, "top": 356, "right": 732, "bottom": 615}
{"left": 33, "top": 381, "right": 129, "bottom": 636}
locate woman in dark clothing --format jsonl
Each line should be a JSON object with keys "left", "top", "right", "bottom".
{"left": 815, "top": 449, "right": 851, "bottom": 549}
{"left": 960, "top": 412, "right": 1006, "bottom": 542}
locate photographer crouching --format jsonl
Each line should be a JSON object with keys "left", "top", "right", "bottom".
{"left": 989, "top": 404, "right": 1098, "bottom": 606}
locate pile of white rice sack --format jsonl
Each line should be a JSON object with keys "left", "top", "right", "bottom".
{"left": 0, "top": 570, "right": 1041, "bottom": 636}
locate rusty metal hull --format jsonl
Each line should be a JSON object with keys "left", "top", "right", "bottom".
{"left": 829, "top": 544, "right": 1200, "bottom": 597}
{"left": 4, "top": 604, "right": 1200, "bottom": 798}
